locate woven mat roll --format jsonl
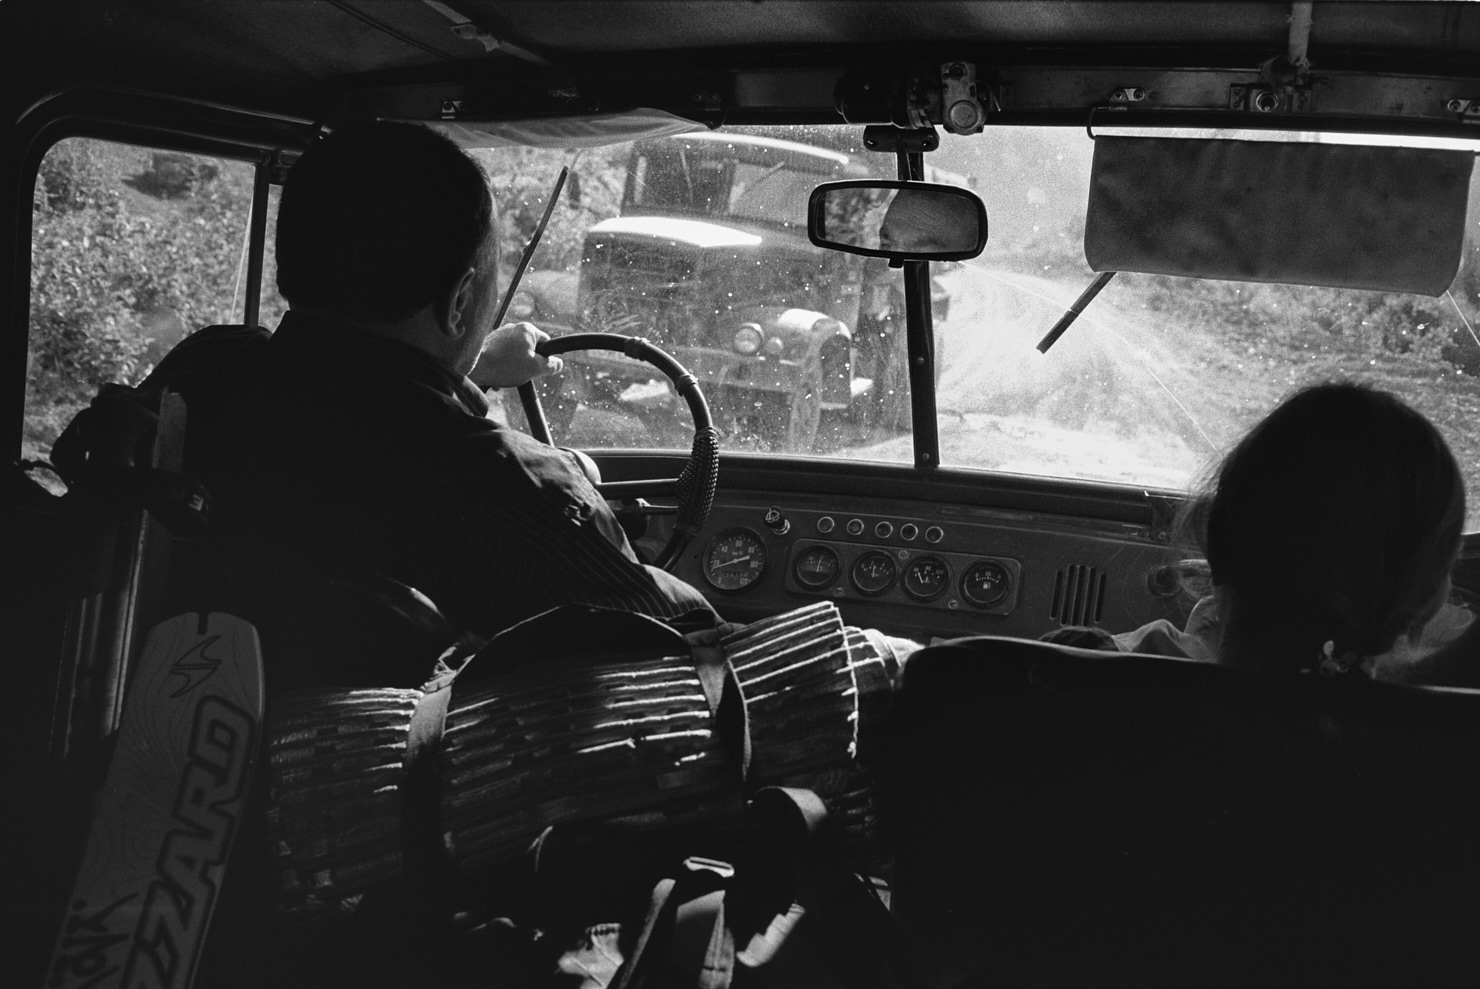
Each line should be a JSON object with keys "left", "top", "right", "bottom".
{"left": 263, "top": 602, "right": 894, "bottom": 925}
{"left": 731, "top": 606, "right": 895, "bottom": 865}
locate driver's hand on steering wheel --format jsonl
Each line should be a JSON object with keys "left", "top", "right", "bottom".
{"left": 474, "top": 322, "right": 564, "bottom": 388}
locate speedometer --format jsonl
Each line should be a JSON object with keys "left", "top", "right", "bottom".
{"left": 702, "top": 528, "right": 767, "bottom": 592}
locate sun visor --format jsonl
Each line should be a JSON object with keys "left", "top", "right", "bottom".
{"left": 426, "top": 109, "right": 704, "bottom": 150}
{"left": 1084, "top": 136, "right": 1473, "bottom": 296}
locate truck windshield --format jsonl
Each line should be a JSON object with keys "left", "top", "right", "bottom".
{"left": 628, "top": 142, "right": 834, "bottom": 228}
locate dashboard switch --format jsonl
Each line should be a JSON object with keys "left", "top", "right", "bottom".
{"left": 874, "top": 521, "right": 894, "bottom": 539}
{"left": 900, "top": 523, "right": 919, "bottom": 541}
{"left": 925, "top": 525, "right": 945, "bottom": 544}
{"left": 846, "top": 518, "right": 865, "bottom": 536}
{"left": 763, "top": 506, "right": 791, "bottom": 535}
{"left": 816, "top": 515, "right": 836, "bottom": 534}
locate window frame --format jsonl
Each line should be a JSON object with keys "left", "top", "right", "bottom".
{"left": 6, "top": 87, "right": 314, "bottom": 459}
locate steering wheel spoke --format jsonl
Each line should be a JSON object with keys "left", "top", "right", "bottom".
{"left": 597, "top": 477, "right": 679, "bottom": 500}
{"left": 522, "top": 333, "right": 719, "bottom": 572}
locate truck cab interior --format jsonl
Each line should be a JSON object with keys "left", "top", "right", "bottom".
{"left": 6, "top": 2, "right": 1480, "bottom": 986}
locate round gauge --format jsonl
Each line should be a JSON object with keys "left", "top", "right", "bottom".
{"left": 702, "top": 528, "right": 767, "bottom": 592}
{"left": 902, "top": 556, "right": 951, "bottom": 602}
{"left": 960, "top": 560, "right": 1011, "bottom": 609}
{"left": 850, "top": 550, "right": 897, "bottom": 596}
{"left": 794, "top": 545, "right": 841, "bottom": 590}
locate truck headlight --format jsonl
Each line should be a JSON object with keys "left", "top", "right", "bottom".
{"left": 733, "top": 323, "right": 763, "bottom": 355}
{"left": 509, "top": 290, "right": 536, "bottom": 321}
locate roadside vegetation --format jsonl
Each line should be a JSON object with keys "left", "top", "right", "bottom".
{"left": 1114, "top": 263, "right": 1480, "bottom": 504}
{"left": 25, "top": 139, "right": 264, "bottom": 459}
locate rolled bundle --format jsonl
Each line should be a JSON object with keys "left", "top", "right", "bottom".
{"left": 729, "top": 604, "right": 896, "bottom": 865}
{"left": 443, "top": 655, "right": 739, "bottom": 876}
{"left": 263, "top": 602, "right": 894, "bottom": 925}
{"left": 266, "top": 688, "right": 423, "bottom": 922}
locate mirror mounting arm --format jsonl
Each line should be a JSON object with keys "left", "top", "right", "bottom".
{"left": 892, "top": 144, "right": 927, "bottom": 268}
{"left": 863, "top": 124, "right": 933, "bottom": 267}
{"left": 863, "top": 124, "right": 939, "bottom": 159}
{"left": 903, "top": 259, "right": 939, "bottom": 473}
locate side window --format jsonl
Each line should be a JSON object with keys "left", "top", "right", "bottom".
{"left": 25, "top": 138, "right": 273, "bottom": 463}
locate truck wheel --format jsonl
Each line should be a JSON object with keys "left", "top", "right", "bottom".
{"left": 783, "top": 379, "right": 822, "bottom": 452}
{"left": 712, "top": 384, "right": 762, "bottom": 448}
{"left": 730, "top": 383, "right": 821, "bottom": 453}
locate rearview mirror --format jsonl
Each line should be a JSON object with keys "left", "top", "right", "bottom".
{"left": 808, "top": 180, "right": 988, "bottom": 261}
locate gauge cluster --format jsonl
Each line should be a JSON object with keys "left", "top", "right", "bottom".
{"left": 671, "top": 484, "right": 1185, "bottom": 640}
{"left": 784, "top": 538, "right": 1021, "bottom": 614}
{"left": 695, "top": 509, "right": 1021, "bottom": 616}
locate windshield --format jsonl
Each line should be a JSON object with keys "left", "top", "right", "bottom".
{"left": 471, "top": 125, "right": 1480, "bottom": 531}
{"left": 627, "top": 139, "right": 836, "bottom": 227}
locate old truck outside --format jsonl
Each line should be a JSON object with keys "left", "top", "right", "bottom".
{"left": 512, "top": 131, "right": 952, "bottom": 451}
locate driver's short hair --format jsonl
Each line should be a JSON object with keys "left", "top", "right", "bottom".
{"left": 276, "top": 121, "right": 494, "bottom": 323}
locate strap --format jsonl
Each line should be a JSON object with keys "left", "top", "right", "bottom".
{"left": 613, "top": 792, "right": 826, "bottom": 988}
{"left": 686, "top": 627, "right": 751, "bottom": 780}
{"left": 399, "top": 667, "right": 459, "bottom": 906}
{"left": 468, "top": 604, "right": 691, "bottom": 679}
{"left": 615, "top": 858, "right": 736, "bottom": 989}
{"left": 672, "top": 886, "right": 734, "bottom": 989}
{"left": 750, "top": 786, "right": 829, "bottom": 837}
{"left": 735, "top": 903, "right": 806, "bottom": 968}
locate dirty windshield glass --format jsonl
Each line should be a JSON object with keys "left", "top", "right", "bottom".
{"left": 922, "top": 129, "right": 1480, "bottom": 531}
{"left": 476, "top": 127, "right": 1480, "bottom": 530}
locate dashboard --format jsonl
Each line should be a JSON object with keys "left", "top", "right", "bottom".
{"left": 599, "top": 452, "right": 1196, "bottom": 642}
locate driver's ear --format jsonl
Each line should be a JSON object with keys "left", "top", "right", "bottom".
{"left": 440, "top": 266, "right": 478, "bottom": 339}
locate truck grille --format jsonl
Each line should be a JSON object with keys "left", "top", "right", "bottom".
{"left": 581, "top": 236, "right": 697, "bottom": 342}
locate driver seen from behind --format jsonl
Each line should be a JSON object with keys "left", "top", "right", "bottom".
{"left": 144, "top": 121, "right": 716, "bottom": 666}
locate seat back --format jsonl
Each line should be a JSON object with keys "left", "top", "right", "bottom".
{"left": 164, "top": 544, "right": 465, "bottom": 692}
{"left": 887, "top": 636, "right": 1480, "bottom": 987}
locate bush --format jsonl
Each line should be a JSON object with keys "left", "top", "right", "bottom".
{"left": 26, "top": 139, "right": 253, "bottom": 458}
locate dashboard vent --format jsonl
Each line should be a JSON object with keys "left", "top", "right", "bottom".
{"left": 1051, "top": 565, "right": 1108, "bottom": 626}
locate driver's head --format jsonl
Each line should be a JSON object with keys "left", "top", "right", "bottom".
{"left": 878, "top": 188, "right": 967, "bottom": 254}
{"left": 276, "top": 121, "right": 496, "bottom": 324}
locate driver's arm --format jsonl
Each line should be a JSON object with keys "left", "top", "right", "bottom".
{"left": 472, "top": 322, "right": 564, "bottom": 389}
{"left": 410, "top": 413, "right": 716, "bottom": 637}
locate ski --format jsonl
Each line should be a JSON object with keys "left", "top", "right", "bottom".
{"left": 47, "top": 612, "right": 264, "bottom": 989}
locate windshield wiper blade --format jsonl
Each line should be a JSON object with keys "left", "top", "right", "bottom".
{"left": 1036, "top": 271, "right": 1116, "bottom": 353}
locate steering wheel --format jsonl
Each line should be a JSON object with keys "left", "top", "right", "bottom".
{"left": 517, "top": 333, "right": 718, "bottom": 571}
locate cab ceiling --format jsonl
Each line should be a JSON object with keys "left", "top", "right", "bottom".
{"left": 8, "top": 1, "right": 1480, "bottom": 125}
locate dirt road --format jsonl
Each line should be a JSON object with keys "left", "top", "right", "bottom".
{"left": 846, "top": 263, "right": 1279, "bottom": 489}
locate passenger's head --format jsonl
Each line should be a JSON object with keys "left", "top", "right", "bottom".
{"left": 276, "top": 121, "right": 496, "bottom": 325}
{"left": 1192, "top": 382, "right": 1463, "bottom": 669}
